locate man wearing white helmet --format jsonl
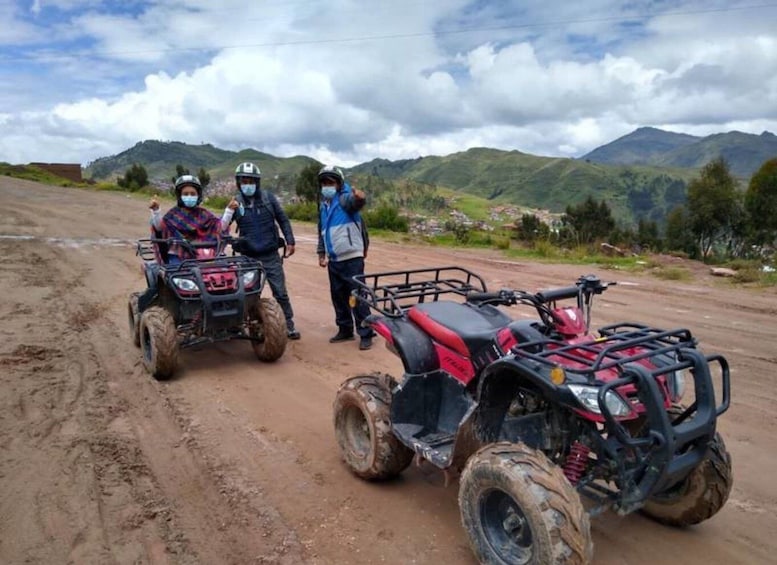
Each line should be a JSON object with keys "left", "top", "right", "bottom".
{"left": 316, "top": 165, "right": 373, "bottom": 351}
{"left": 230, "top": 162, "right": 300, "bottom": 340}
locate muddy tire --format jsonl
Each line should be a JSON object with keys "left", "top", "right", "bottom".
{"left": 139, "top": 306, "right": 179, "bottom": 381}
{"left": 459, "top": 442, "right": 593, "bottom": 565}
{"left": 248, "top": 297, "right": 287, "bottom": 362}
{"left": 128, "top": 292, "right": 141, "bottom": 347}
{"left": 333, "top": 373, "right": 413, "bottom": 480}
{"left": 641, "top": 429, "right": 733, "bottom": 527}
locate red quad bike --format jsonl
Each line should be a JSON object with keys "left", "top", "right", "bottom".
{"left": 333, "top": 267, "right": 732, "bottom": 565}
{"left": 127, "top": 234, "right": 287, "bottom": 380}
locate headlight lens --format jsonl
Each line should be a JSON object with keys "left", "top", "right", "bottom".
{"left": 242, "top": 270, "right": 258, "bottom": 287}
{"left": 569, "top": 384, "right": 632, "bottom": 417}
{"left": 667, "top": 368, "right": 689, "bottom": 403}
{"left": 172, "top": 277, "right": 199, "bottom": 292}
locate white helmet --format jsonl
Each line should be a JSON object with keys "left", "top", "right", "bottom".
{"left": 317, "top": 165, "right": 345, "bottom": 188}
{"left": 173, "top": 174, "right": 203, "bottom": 205}
{"left": 235, "top": 162, "right": 261, "bottom": 192}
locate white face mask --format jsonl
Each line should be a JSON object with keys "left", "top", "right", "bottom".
{"left": 321, "top": 186, "right": 337, "bottom": 200}
{"left": 241, "top": 184, "right": 256, "bottom": 197}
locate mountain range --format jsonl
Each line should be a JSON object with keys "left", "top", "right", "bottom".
{"left": 84, "top": 128, "right": 777, "bottom": 224}
{"left": 581, "top": 127, "right": 777, "bottom": 177}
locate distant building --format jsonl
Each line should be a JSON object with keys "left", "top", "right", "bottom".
{"left": 29, "top": 162, "right": 83, "bottom": 183}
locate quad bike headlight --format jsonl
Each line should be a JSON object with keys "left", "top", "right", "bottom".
{"left": 241, "top": 269, "right": 258, "bottom": 288}
{"left": 172, "top": 276, "right": 199, "bottom": 293}
{"left": 568, "top": 384, "right": 632, "bottom": 417}
{"left": 667, "top": 368, "right": 689, "bottom": 403}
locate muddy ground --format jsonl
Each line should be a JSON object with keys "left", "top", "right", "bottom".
{"left": 0, "top": 177, "right": 775, "bottom": 564}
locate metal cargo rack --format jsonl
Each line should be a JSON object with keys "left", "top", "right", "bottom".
{"left": 511, "top": 323, "right": 698, "bottom": 377}
{"left": 353, "top": 266, "right": 488, "bottom": 317}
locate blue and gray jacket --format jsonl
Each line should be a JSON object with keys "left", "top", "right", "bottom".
{"left": 317, "top": 182, "right": 369, "bottom": 262}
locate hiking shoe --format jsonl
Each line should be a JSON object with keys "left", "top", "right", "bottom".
{"left": 359, "top": 336, "right": 373, "bottom": 351}
{"left": 287, "top": 329, "right": 301, "bottom": 340}
{"left": 329, "top": 330, "right": 355, "bottom": 343}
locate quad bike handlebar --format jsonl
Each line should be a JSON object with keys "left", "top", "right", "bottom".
{"left": 464, "top": 275, "right": 616, "bottom": 330}
{"left": 138, "top": 235, "right": 250, "bottom": 262}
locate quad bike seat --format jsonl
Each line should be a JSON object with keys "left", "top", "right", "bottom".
{"left": 408, "top": 302, "right": 511, "bottom": 359}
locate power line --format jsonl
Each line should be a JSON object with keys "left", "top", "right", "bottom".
{"left": 5, "top": 2, "right": 777, "bottom": 63}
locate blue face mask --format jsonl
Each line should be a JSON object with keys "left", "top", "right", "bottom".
{"left": 241, "top": 184, "right": 256, "bottom": 197}
{"left": 321, "top": 186, "right": 337, "bottom": 200}
{"left": 181, "top": 195, "right": 198, "bottom": 208}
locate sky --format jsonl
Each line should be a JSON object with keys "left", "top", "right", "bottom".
{"left": 1, "top": 0, "right": 776, "bottom": 167}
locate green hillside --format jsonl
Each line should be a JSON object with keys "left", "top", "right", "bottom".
{"left": 350, "top": 147, "right": 695, "bottom": 223}
{"left": 85, "top": 140, "right": 318, "bottom": 183}
{"left": 85, "top": 131, "right": 771, "bottom": 227}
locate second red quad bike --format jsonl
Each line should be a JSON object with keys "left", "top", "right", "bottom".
{"left": 333, "top": 267, "right": 732, "bottom": 565}
{"left": 128, "top": 234, "right": 287, "bottom": 380}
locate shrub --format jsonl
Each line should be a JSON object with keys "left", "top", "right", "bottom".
{"left": 364, "top": 204, "right": 409, "bottom": 232}
{"left": 285, "top": 201, "right": 318, "bottom": 222}
{"left": 205, "top": 195, "right": 231, "bottom": 210}
{"left": 733, "top": 268, "right": 761, "bottom": 283}
{"left": 653, "top": 267, "right": 691, "bottom": 281}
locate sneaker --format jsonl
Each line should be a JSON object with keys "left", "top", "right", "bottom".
{"left": 359, "top": 336, "right": 373, "bottom": 351}
{"left": 287, "top": 329, "right": 301, "bottom": 340}
{"left": 329, "top": 330, "right": 355, "bottom": 343}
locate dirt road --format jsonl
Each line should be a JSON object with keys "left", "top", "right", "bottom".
{"left": 1, "top": 177, "right": 775, "bottom": 564}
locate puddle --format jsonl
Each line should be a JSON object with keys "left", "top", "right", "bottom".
{"left": 0, "top": 234, "right": 135, "bottom": 248}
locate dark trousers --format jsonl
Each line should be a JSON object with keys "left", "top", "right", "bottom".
{"left": 327, "top": 257, "right": 372, "bottom": 338}
{"left": 258, "top": 251, "right": 295, "bottom": 330}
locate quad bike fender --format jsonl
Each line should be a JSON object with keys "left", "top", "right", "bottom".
{"left": 446, "top": 360, "right": 561, "bottom": 471}
{"left": 371, "top": 316, "right": 439, "bottom": 374}
{"left": 468, "top": 358, "right": 563, "bottom": 448}
{"left": 138, "top": 286, "right": 158, "bottom": 314}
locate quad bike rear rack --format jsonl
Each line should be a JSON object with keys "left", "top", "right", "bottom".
{"left": 353, "top": 266, "right": 488, "bottom": 317}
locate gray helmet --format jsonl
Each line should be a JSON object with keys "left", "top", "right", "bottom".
{"left": 317, "top": 165, "right": 345, "bottom": 188}
{"left": 235, "top": 162, "right": 261, "bottom": 192}
{"left": 173, "top": 174, "right": 203, "bottom": 205}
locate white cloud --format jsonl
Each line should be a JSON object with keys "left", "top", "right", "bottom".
{"left": 1, "top": 0, "right": 776, "bottom": 166}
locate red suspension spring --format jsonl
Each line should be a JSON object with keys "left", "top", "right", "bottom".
{"left": 563, "top": 441, "right": 591, "bottom": 485}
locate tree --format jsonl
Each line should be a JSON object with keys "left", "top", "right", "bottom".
{"left": 517, "top": 214, "right": 550, "bottom": 242}
{"left": 117, "top": 163, "right": 149, "bottom": 191}
{"left": 197, "top": 167, "right": 211, "bottom": 188}
{"left": 686, "top": 157, "right": 742, "bottom": 260}
{"left": 561, "top": 196, "right": 615, "bottom": 244}
{"left": 295, "top": 161, "right": 323, "bottom": 203}
{"left": 171, "top": 164, "right": 189, "bottom": 184}
{"left": 637, "top": 218, "right": 662, "bottom": 251}
{"left": 745, "top": 157, "right": 777, "bottom": 247}
{"left": 664, "top": 205, "right": 696, "bottom": 257}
